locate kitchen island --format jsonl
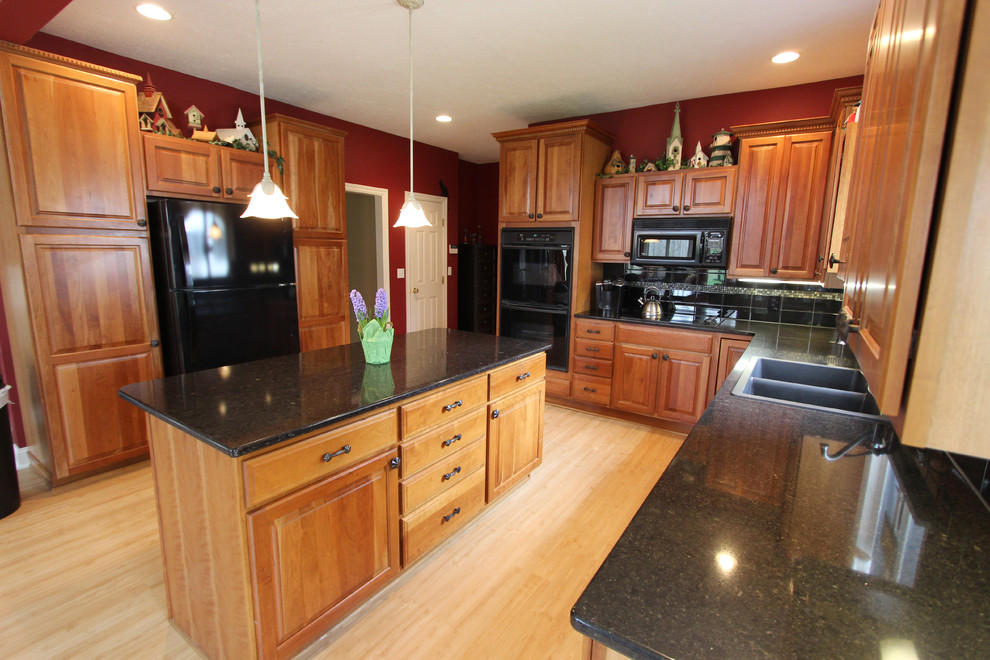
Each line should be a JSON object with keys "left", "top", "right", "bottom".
{"left": 571, "top": 322, "right": 990, "bottom": 658}
{"left": 120, "top": 329, "right": 549, "bottom": 660}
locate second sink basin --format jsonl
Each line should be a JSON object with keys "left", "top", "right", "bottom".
{"left": 731, "top": 357, "right": 882, "bottom": 418}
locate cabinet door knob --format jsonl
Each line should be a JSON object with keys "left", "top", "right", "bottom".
{"left": 443, "top": 433, "right": 462, "bottom": 447}
{"left": 662, "top": 354, "right": 670, "bottom": 361}
{"left": 322, "top": 445, "right": 352, "bottom": 462}
{"left": 623, "top": 252, "right": 630, "bottom": 257}
{"left": 225, "top": 188, "right": 233, "bottom": 195}
{"left": 389, "top": 456, "right": 401, "bottom": 470}
{"left": 150, "top": 339, "right": 160, "bottom": 348}
{"left": 829, "top": 253, "right": 845, "bottom": 268}
{"left": 528, "top": 213, "right": 535, "bottom": 219}
{"left": 442, "top": 466, "right": 462, "bottom": 481}
{"left": 443, "top": 507, "right": 461, "bottom": 522}
{"left": 652, "top": 353, "right": 659, "bottom": 359}
{"left": 212, "top": 186, "right": 221, "bottom": 194}
{"left": 444, "top": 399, "right": 463, "bottom": 412}
{"left": 683, "top": 205, "right": 691, "bottom": 211}
{"left": 770, "top": 267, "right": 778, "bottom": 275}
{"left": 672, "top": 205, "right": 680, "bottom": 212}
{"left": 536, "top": 213, "right": 543, "bottom": 219}
{"left": 491, "top": 409, "right": 500, "bottom": 419}
{"left": 137, "top": 218, "right": 148, "bottom": 227}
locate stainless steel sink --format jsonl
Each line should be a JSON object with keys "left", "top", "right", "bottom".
{"left": 731, "top": 357, "right": 882, "bottom": 418}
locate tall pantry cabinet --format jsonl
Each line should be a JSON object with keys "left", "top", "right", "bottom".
{"left": 0, "top": 43, "right": 163, "bottom": 485}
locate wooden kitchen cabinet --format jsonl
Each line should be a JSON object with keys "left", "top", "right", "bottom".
{"left": 487, "top": 380, "right": 545, "bottom": 502}
{"left": 294, "top": 238, "right": 350, "bottom": 351}
{"left": 592, "top": 174, "right": 636, "bottom": 261}
{"left": 729, "top": 127, "right": 833, "bottom": 280}
{"left": 656, "top": 348, "right": 712, "bottom": 424}
{"left": 143, "top": 132, "right": 265, "bottom": 202}
{"left": 0, "top": 47, "right": 147, "bottom": 232}
{"left": 710, "top": 335, "right": 753, "bottom": 402}
{"left": 610, "top": 343, "right": 661, "bottom": 416}
{"left": 0, "top": 43, "right": 163, "bottom": 486}
{"left": 252, "top": 114, "right": 347, "bottom": 235}
{"left": 634, "top": 167, "right": 736, "bottom": 218}
{"left": 248, "top": 448, "right": 400, "bottom": 660}
{"left": 493, "top": 120, "right": 614, "bottom": 224}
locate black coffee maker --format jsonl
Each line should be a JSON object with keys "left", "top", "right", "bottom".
{"left": 594, "top": 279, "right": 623, "bottom": 318}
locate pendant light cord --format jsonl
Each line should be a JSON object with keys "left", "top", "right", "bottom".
{"left": 255, "top": 0, "right": 270, "bottom": 182}
{"left": 407, "top": 4, "right": 415, "bottom": 200}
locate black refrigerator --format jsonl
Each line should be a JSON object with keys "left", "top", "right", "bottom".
{"left": 147, "top": 197, "right": 300, "bottom": 376}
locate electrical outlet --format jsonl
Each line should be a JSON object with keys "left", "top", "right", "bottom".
{"left": 14, "top": 446, "right": 29, "bottom": 471}
{"left": 397, "top": 268, "right": 405, "bottom": 279}
{"left": 447, "top": 266, "right": 452, "bottom": 276}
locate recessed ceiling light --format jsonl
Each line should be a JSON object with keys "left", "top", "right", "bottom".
{"left": 136, "top": 4, "right": 172, "bottom": 21}
{"left": 435, "top": 114, "right": 453, "bottom": 123}
{"left": 771, "top": 51, "right": 800, "bottom": 64}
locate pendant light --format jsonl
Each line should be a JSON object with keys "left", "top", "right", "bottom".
{"left": 393, "top": 0, "right": 431, "bottom": 228}
{"left": 242, "top": 0, "right": 297, "bottom": 219}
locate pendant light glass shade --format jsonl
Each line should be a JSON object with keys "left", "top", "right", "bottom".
{"left": 393, "top": 0, "right": 431, "bottom": 229}
{"left": 242, "top": 0, "right": 297, "bottom": 220}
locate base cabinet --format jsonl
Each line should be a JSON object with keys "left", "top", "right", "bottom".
{"left": 248, "top": 449, "right": 400, "bottom": 660}
{"left": 487, "top": 381, "right": 546, "bottom": 502}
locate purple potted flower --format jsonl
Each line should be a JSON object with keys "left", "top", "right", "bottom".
{"left": 350, "top": 288, "right": 394, "bottom": 363}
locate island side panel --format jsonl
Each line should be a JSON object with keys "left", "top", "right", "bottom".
{"left": 147, "top": 415, "right": 256, "bottom": 660}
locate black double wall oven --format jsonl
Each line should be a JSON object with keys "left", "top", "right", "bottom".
{"left": 498, "top": 228, "right": 573, "bottom": 371}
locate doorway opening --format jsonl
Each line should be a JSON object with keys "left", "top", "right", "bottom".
{"left": 345, "top": 184, "right": 389, "bottom": 330}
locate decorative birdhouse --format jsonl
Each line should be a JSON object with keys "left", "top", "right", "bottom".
{"left": 184, "top": 105, "right": 204, "bottom": 129}
{"left": 215, "top": 108, "right": 258, "bottom": 149}
{"left": 708, "top": 128, "right": 734, "bottom": 167}
{"left": 665, "top": 102, "right": 684, "bottom": 170}
{"left": 602, "top": 150, "right": 626, "bottom": 176}
{"left": 190, "top": 125, "right": 218, "bottom": 142}
{"left": 137, "top": 73, "right": 179, "bottom": 136}
{"left": 687, "top": 141, "right": 709, "bottom": 168}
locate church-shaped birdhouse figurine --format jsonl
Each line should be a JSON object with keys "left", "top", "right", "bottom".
{"left": 665, "top": 102, "right": 684, "bottom": 170}
{"left": 137, "top": 73, "right": 179, "bottom": 136}
{"left": 687, "top": 141, "right": 709, "bottom": 168}
{"left": 215, "top": 108, "right": 258, "bottom": 150}
{"left": 184, "top": 105, "right": 204, "bottom": 129}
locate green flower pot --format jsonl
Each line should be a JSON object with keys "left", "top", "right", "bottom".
{"left": 360, "top": 324, "right": 394, "bottom": 364}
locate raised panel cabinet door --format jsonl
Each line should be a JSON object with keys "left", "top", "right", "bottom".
{"left": 682, "top": 167, "right": 736, "bottom": 215}
{"left": 0, "top": 52, "right": 146, "bottom": 230}
{"left": 609, "top": 343, "right": 660, "bottom": 416}
{"left": 142, "top": 133, "right": 221, "bottom": 198}
{"left": 294, "top": 238, "right": 349, "bottom": 351}
{"left": 729, "top": 137, "right": 784, "bottom": 277}
{"left": 537, "top": 134, "right": 581, "bottom": 222}
{"left": 657, "top": 349, "right": 712, "bottom": 424}
{"left": 248, "top": 449, "right": 400, "bottom": 660}
{"left": 486, "top": 381, "right": 545, "bottom": 502}
{"left": 843, "top": 0, "right": 966, "bottom": 415}
{"left": 220, "top": 148, "right": 265, "bottom": 201}
{"left": 634, "top": 172, "right": 682, "bottom": 216}
{"left": 771, "top": 132, "right": 833, "bottom": 279}
{"left": 592, "top": 175, "right": 636, "bottom": 261}
{"left": 280, "top": 122, "right": 346, "bottom": 235}
{"left": 713, "top": 337, "right": 752, "bottom": 400}
{"left": 499, "top": 138, "right": 539, "bottom": 222}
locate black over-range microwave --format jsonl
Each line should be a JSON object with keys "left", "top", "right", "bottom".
{"left": 630, "top": 217, "right": 731, "bottom": 268}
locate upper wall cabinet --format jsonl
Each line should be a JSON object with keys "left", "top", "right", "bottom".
{"left": 143, "top": 133, "right": 265, "bottom": 202}
{"left": 252, "top": 114, "right": 347, "bottom": 236}
{"left": 728, "top": 121, "right": 834, "bottom": 280}
{"left": 0, "top": 49, "right": 146, "bottom": 231}
{"left": 493, "top": 120, "right": 614, "bottom": 224}
{"left": 634, "top": 167, "right": 736, "bottom": 217}
{"left": 592, "top": 174, "right": 636, "bottom": 261}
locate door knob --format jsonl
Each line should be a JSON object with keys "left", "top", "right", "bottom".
{"left": 412, "top": 287, "right": 419, "bottom": 294}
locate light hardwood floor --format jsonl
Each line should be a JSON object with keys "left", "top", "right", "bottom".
{"left": 0, "top": 405, "right": 682, "bottom": 660}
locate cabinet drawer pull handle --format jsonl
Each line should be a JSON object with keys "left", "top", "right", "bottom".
{"left": 586, "top": 329, "right": 601, "bottom": 334}
{"left": 443, "top": 507, "right": 461, "bottom": 522}
{"left": 517, "top": 371, "right": 530, "bottom": 381}
{"left": 584, "top": 386, "right": 597, "bottom": 393}
{"left": 322, "top": 445, "right": 351, "bottom": 462}
{"left": 443, "top": 433, "right": 462, "bottom": 447}
{"left": 444, "top": 399, "right": 463, "bottom": 412}
{"left": 584, "top": 364, "right": 598, "bottom": 370}
{"left": 442, "top": 466, "right": 462, "bottom": 481}
{"left": 491, "top": 409, "right": 500, "bottom": 419}
{"left": 585, "top": 346, "right": 600, "bottom": 352}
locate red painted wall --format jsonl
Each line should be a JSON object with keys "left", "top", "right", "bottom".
{"left": 25, "top": 33, "right": 461, "bottom": 336}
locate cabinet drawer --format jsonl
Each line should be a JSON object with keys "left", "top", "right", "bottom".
{"left": 573, "top": 355, "right": 613, "bottom": 378}
{"left": 574, "top": 338, "right": 614, "bottom": 360}
{"left": 242, "top": 409, "right": 397, "bottom": 509}
{"left": 489, "top": 354, "right": 546, "bottom": 400}
{"left": 574, "top": 318, "right": 615, "bottom": 341}
{"left": 400, "top": 407, "right": 486, "bottom": 477}
{"left": 400, "top": 437, "right": 486, "bottom": 513}
{"left": 545, "top": 372, "right": 572, "bottom": 397}
{"left": 615, "top": 324, "right": 713, "bottom": 353}
{"left": 401, "top": 466, "right": 486, "bottom": 566}
{"left": 400, "top": 375, "right": 487, "bottom": 438}
{"left": 572, "top": 375, "right": 612, "bottom": 405}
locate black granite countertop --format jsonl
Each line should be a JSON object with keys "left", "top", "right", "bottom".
{"left": 571, "top": 323, "right": 990, "bottom": 659}
{"left": 119, "top": 329, "right": 549, "bottom": 457}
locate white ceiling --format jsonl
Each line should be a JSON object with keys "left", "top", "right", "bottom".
{"left": 43, "top": 0, "right": 877, "bottom": 163}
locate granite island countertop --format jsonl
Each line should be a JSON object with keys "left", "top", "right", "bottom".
{"left": 571, "top": 321, "right": 990, "bottom": 659}
{"left": 119, "top": 328, "right": 549, "bottom": 457}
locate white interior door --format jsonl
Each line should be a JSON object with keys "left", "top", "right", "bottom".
{"left": 404, "top": 193, "right": 447, "bottom": 332}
